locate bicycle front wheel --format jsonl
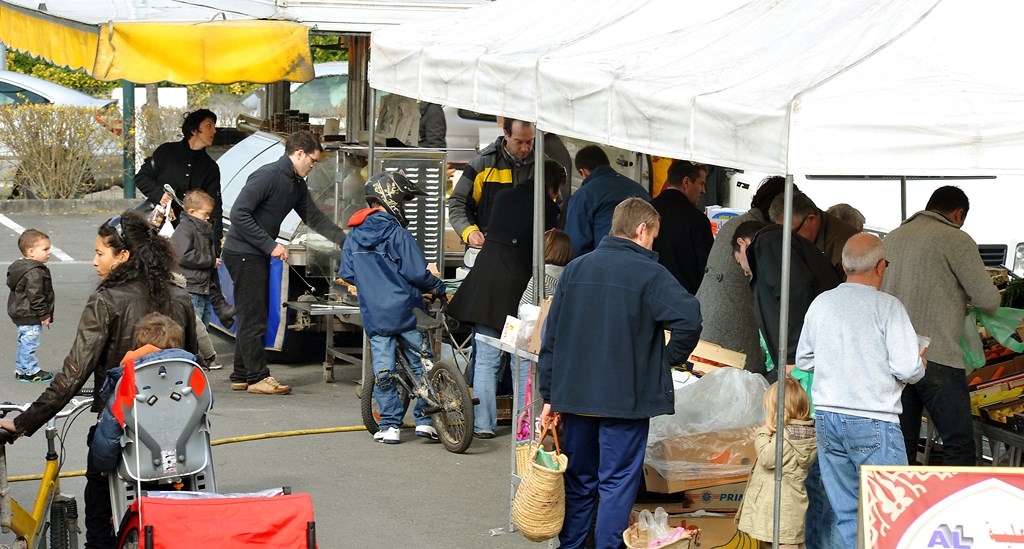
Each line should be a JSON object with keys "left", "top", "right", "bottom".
{"left": 48, "top": 497, "right": 79, "bottom": 549}
{"left": 429, "top": 360, "right": 474, "bottom": 453}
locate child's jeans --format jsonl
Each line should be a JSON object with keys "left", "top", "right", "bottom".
{"left": 16, "top": 324, "right": 42, "bottom": 375}
{"left": 369, "top": 331, "right": 431, "bottom": 429}
{"left": 190, "top": 293, "right": 212, "bottom": 325}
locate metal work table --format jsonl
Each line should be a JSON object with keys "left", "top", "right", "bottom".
{"left": 974, "top": 420, "right": 1024, "bottom": 467}
{"left": 284, "top": 301, "right": 365, "bottom": 383}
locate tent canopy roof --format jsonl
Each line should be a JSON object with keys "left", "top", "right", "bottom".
{"left": 371, "top": 0, "right": 1024, "bottom": 176}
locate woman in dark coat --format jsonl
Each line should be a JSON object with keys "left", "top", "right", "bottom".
{"left": 448, "top": 159, "right": 563, "bottom": 437}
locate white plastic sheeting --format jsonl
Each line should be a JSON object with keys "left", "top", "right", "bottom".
{"left": 371, "top": 0, "right": 1024, "bottom": 175}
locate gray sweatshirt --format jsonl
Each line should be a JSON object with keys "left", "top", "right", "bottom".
{"left": 796, "top": 283, "right": 926, "bottom": 423}
{"left": 881, "top": 210, "right": 1000, "bottom": 369}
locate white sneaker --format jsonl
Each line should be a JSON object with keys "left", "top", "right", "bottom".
{"left": 373, "top": 426, "right": 400, "bottom": 444}
{"left": 415, "top": 424, "right": 439, "bottom": 440}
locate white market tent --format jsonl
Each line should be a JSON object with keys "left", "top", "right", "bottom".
{"left": 371, "top": 1, "right": 1024, "bottom": 540}
{"left": 372, "top": 0, "right": 1024, "bottom": 176}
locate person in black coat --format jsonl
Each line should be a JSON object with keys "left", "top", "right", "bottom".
{"left": 652, "top": 160, "right": 714, "bottom": 295}
{"left": 447, "top": 159, "right": 563, "bottom": 437}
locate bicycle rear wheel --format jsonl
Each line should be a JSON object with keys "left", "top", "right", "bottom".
{"left": 359, "top": 371, "right": 411, "bottom": 434}
{"left": 429, "top": 360, "right": 474, "bottom": 453}
{"left": 48, "top": 497, "right": 79, "bottom": 549}
{"left": 115, "top": 510, "right": 140, "bottom": 549}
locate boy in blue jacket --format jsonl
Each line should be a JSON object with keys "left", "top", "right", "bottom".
{"left": 339, "top": 172, "right": 445, "bottom": 445}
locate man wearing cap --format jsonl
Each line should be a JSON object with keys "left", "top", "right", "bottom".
{"left": 222, "top": 131, "right": 346, "bottom": 396}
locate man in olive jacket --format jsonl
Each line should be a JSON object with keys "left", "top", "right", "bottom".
{"left": 539, "top": 197, "right": 702, "bottom": 549}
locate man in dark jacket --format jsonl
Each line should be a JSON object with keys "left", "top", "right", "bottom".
{"left": 563, "top": 145, "right": 651, "bottom": 257}
{"left": 539, "top": 197, "right": 702, "bottom": 549}
{"left": 652, "top": 160, "right": 714, "bottom": 294}
{"left": 222, "top": 131, "right": 346, "bottom": 396}
{"left": 769, "top": 191, "right": 858, "bottom": 278}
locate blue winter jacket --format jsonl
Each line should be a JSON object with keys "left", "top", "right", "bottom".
{"left": 538, "top": 236, "right": 702, "bottom": 419}
{"left": 339, "top": 209, "right": 444, "bottom": 337}
{"left": 563, "top": 165, "right": 651, "bottom": 257}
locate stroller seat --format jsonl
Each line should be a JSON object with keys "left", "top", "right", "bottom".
{"left": 108, "top": 356, "right": 217, "bottom": 524}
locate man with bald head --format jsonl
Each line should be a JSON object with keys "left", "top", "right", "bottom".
{"left": 795, "top": 233, "right": 926, "bottom": 548}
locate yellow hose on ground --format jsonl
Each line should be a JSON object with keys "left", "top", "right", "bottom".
{"left": 6, "top": 423, "right": 388, "bottom": 483}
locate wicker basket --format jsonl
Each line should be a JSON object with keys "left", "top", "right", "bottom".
{"left": 622, "top": 524, "right": 699, "bottom": 549}
{"left": 515, "top": 441, "right": 532, "bottom": 478}
{"left": 512, "top": 427, "right": 568, "bottom": 542}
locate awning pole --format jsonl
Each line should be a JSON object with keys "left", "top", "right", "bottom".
{"left": 368, "top": 88, "right": 376, "bottom": 176}
{"left": 122, "top": 81, "right": 136, "bottom": 199}
{"left": 771, "top": 174, "right": 795, "bottom": 549}
{"left": 532, "top": 128, "right": 545, "bottom": 304}
{"left": 900, "top": 176, "right": 908, "bottom": 221}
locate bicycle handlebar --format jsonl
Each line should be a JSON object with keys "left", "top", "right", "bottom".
{"left": 0, "top": 398, "right": 93, "bottom": 445}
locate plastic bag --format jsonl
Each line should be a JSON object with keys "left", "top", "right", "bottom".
{"left": 975, "top": 307, "right": 1024, "bottom": 353}
{"left": 157, "top": 202, "right": 175, "bottom": 238}
{"left": 646, "top": 368, "right": 767, "bottom": 481}
{"left": 960, "top": 310, "right": 986, "bottom": 371}
{"left": 637, "top": 508, "right": 671, "bottom": 543}
{"left": 517, "top": 303, "right": 540, "bottom": 350}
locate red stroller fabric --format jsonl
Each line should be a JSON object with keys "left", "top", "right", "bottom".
{"left": 121, "top": 493, "right": 316, "bottom": 548}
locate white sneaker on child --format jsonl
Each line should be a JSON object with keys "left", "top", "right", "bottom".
{"left": 415, "top": 424, "right": 439, "bottom": 440}
{"left": 373, "top": 426, "right": 401, "bottom": 444}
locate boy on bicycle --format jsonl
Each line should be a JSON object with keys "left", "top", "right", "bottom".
{"left": 340, "top": 172, "right": 445, "bottom": 444}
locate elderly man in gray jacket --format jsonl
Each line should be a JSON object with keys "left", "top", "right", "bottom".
{"left": 882, "top": 186, "right": 1000, "bottom": 466}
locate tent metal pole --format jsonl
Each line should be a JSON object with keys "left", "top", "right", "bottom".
{"left": 122, "top": 81, "right": 136, "bottom": 199}
{"left": 532, "top": 126, "right": 546, "bottom": 303}
{"left": 368, "top": 88, "right": 376, "bottom": 176}
{"left": 771, "top": 174, "right": 795, "bottom": 549}
{"left": 901, "top": 176, "right": 908, "bottom": 221}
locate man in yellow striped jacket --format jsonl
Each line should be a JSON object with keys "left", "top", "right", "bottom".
{"left": 448, "top": 118, "right": 536, "bottom": 247}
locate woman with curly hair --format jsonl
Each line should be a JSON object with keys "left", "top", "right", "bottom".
{"left": 0, "top": 210, "right": 198, "bottom": 547}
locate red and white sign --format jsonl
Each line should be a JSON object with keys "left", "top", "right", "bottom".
{"left": 861, "top": 466, "right": 1024, "bottom": 548}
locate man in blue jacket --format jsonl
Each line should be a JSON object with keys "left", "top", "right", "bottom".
{"left": 539, "top": 197, "right": 702, "bottom": 549}
{"left": 339, "top": 172, "right": 445, "bottom": 444}
{"left": 563, "top": 145, "right": 651, "bottom": 257}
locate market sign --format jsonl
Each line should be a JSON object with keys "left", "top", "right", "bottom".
{"left": 861, "top": 466, "right": 1024, "bottom": 548}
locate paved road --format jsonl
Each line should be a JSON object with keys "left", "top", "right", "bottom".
{"left": 0, "top": 211, "right": 539, "bottom": 548}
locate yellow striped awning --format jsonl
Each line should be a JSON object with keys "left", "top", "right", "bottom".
{"left": 0, "top": 3, "right": 314, "bottom": 84}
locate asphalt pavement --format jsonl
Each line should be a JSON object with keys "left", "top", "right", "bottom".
{"left": 0, "top": 210, "right": 540, "bottom": 548}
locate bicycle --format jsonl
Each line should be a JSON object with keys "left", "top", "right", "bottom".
{"left": 360, "top": 297, "right": 477, "bottom": 453}
{"left": 0, "top": 397, "right": 94, "bottom": 549}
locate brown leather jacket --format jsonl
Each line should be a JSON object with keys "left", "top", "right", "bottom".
{"left": 13, "top": 280, "right": 198, "bottom": 437}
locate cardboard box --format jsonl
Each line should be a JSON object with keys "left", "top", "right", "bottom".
{"left": 496, "top": 395, "right": 512, "bottom": 424}
{"left": 687, "top": 340, "right": 746, "bottom": 374}
{"left": 527, "top": 296, "right": 552, "bottom": 356}
{"left": 443, "top": 227, "right": 465, "bottom": 255}
{"left": 967, "top": 354, "right": 1024, "bottom": 387}
{"left": 680, "top": 482, "right": 747, "bottom": 511}
{"left": 643, "top": 429, "right": 755, "bottom": 494}
{"left": 630, "top": 506, "right": 749, "bottom": 548}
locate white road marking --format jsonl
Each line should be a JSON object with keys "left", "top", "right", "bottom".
{"left": 0, "top": 213, "right": 75, "bottom": 262}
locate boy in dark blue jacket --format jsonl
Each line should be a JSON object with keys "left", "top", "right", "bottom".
{"left": 339, "top": 172, "right": 445, "bottom": 445}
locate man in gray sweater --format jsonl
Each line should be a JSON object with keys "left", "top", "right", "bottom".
{"left": 882, "top": 186, "right": 1000, "bottom": 466}
{"left": 796, "top": 233, "right": 926, "bottom": 548}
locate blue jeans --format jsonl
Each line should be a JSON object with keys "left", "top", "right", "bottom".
{"left": 804, "top": 457, "right": 839, "bottom": 549}
{"left": 15, "top": 324, "right": 41, "bottom": 375}
{"left": 190, "top": 293, "right": 212, "bottom": 325}
{"left": 558, "top": 414, "right": 649, "bottom": 549}
{"left": 472, "top": 324, "right": 502, "bottom": 433}
{"left": 817, "top": 411, "right": 907, "bottom": 549}
{"left": 369, "top": 331, "right": 430, "bottom": 429}
{"left": 899, "top": 361, "right": 975, "bottom": 466}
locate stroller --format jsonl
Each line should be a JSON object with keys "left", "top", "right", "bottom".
{"left": 107, "top": 354, "right": 317, "bottom": 548}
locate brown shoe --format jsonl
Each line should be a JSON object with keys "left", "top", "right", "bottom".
{"left": 231, "top": 382, "right": 248, "bottom": 391}
{"left": 247, "top": 376, "right": 291, "bottom": 395}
